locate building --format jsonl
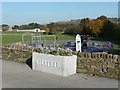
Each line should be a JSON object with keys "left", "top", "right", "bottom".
{"left": 17, "top": 28, "right": 46, "bottom": 33}
{"left": 8, "top": 26, "right": 13, "bottom": 32}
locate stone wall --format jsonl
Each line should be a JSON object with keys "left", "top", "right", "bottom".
{"left": 76, "top": 52, "right": 120, "bottom": 79}
{"left": 1, "top": 45, "right": 32, "bottom": 63}
{"left": 1, "top": 45, "right": 120, "bottom": 79}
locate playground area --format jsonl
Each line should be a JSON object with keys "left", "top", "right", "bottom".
{"left": 1, "top": 32, "right": 120, "bottom": 54}
{"left": 2, "top": 32, "right": 74, "bottom": 44}
{"left": 63, "top": 40, "right": 113, "bottom": 53}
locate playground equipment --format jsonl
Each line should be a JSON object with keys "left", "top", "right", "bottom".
{"left": 63, "top": 34, "right": 113, "bottom": 53}
{"left": 32, "top": 34, "right": 56, "bottom": 47}
{"left": 17, "top": 28, "right": 46, "bottom": 32}
{"left": 22, "top": 32, "right": 57, "bottom": 48}
{"left": 22, "top": 33, "right": 32, "bottom": 45}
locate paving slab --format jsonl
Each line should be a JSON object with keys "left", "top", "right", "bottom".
{"left": 1, "top": 60, "right": 119, "bottom": 88}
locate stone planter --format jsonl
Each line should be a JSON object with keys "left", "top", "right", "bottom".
{"left": 32, "top": 52, "right": 77, "bottom": 76}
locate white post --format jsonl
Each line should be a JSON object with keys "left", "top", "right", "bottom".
{"left": 76, "top": 34, "right": 81, "bottom": 52}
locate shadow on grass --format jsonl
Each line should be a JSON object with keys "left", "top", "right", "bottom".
{"left": 26, "top": 56, "right": 32, "bottom": 69}
{"left": 111, "top": 42, "right": 120, "bottom": 55}
{"left": 111, "top": 49, "right": 120, "bottom": 55}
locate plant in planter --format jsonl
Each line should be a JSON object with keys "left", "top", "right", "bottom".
{"left": 34, "top": 46, "right": 73, "bottom": 56}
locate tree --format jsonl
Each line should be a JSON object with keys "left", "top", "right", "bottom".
{"left": 89, "top": 19, "right": 103, "bottom": 37}
{"left": 112, "top": 23, "right": 120, "bottom": 40}
{"left": 47, "top": 22, "right": 57, "bottom": 34}
{"left": 2, "top": 24, "right": 9, "bottom": 31}
{"left": 80, "top": 18, "right": 92, "bottom": 35}
{"left": 13, "top": 25, "right": 19, "bottom": 29}
{"left": 101, "top": 20, "right": 114, "bottom": 38}
{"left": 28, "top": 23, "right": 40, "bottom": 29}
{"left": 97, "top": 15, "right": 108, "bottom": 21}
{"left": 45, "top": 27, "right": 50, "bottom": 34}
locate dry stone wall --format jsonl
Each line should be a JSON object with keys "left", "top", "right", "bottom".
{"left": 1, "top": 45, "right": 120, "bottom": 79}
{"left": 76, "top": 52, "right": 120, "bottom": 79}
{"left": 1, "top": 45, "right": 32, "bottom": 63}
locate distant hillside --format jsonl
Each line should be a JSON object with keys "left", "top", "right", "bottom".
{"left": 109, "top": 18, "right": 120, "bottom": 23}
{"left": 56, "top": 19, "right": 81, "bottom": 25}
{"left": 56, "top": 18, "right": 120, "bottom": 25}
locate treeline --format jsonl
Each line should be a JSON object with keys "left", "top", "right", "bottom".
{"left": 2, "top": 24, "right": 10, "bottom": 31}
{"left": 13, "top": 23, "right": 45, "bottom": 30}
{"left": 64, "top": 16, "right": 120, "bottom": 40}
{"left": 12, "top": 22, "right": 68, "bottom": 34}
{"left": 3, "top": 15, "right": 120, "bottom": 40}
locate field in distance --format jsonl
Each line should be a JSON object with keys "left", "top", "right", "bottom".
{"left": 2, "top": 32, "right": 75, "bottom": 44}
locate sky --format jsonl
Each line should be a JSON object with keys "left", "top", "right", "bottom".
{"left": 2, "top": 2, "right": 118, "bottom": 25}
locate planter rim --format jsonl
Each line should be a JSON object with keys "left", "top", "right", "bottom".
{"left": 33, "top": 52, "right": 76, "bottom": 57}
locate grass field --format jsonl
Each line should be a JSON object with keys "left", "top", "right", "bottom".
{"left": 2, "top": 32, "right": 75, "bottom": 44}
{"left": 0, "top": 33, "right": 2, "bottom": 44}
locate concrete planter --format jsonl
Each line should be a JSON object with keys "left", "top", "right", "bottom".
{"left": 32, "top": 52, "right": 77, "bottom": 76}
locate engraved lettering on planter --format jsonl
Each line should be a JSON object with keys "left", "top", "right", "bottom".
{"left": 41, "top": 60, "right": 44, "bottom": 65}
{"left": 54, "top": 62, "right": 57, "bottom": 67}
{"left": 45, "top": 60, "right": 47, "bottom": 66}
{"left": 40, "top": 60, "right": 41, "bottom": 65}
{"left": 51, "top": 62, "right": 53, "bottom": 67}
{"left": 47, "top": 61, "right": 50, "bottom": 66}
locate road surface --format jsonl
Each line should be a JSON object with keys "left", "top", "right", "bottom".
{"left": 1, "top": 60, "right": 119, "bottom": 88}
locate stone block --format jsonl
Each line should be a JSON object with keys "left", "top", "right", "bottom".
{"left": 32, "top": 52, "right": 77, "bottom": 76}
{"left": 113, "top": 55, "right": 118, "bottom": 60}
{"left": 76, "top": 69, "right": 88, "bottom": 73}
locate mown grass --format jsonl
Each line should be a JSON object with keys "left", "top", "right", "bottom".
{"left": 2, "top": 35, "right": 22, "bottom": 44}
{"left": 111, "top": 43, "right": 120, "bottom": 55}
{"left": 2, "top": 32, "right": 24, "bottom": 34}
{"left": 0, "top": 37, "right": 1, "bottom": 44}
{"left": 2, "top": 32, "right": 75, "bottom": 44}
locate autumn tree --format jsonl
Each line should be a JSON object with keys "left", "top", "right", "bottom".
{"left": 97, "top": 15, "right": 108, "bottom": 21}
{"left": 80, "top": 18, "right": 93, "bottom": 35}
{"left": 47, "top": 22, "right": 57, "bottom": 34}
{"left": 89, "top": 19, "right": 103, "bottom": 37}
{"left": 45, "top": 27, "right": 50, "bottom": 34}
